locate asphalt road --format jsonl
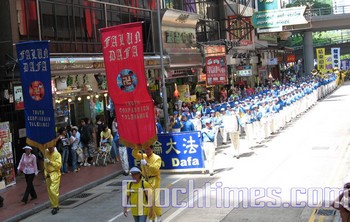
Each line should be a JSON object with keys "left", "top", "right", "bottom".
{"left": 21, "top": 82, "right": 350, "bottom": 222}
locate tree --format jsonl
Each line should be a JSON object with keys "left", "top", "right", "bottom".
{"left": 286, "top": 0, "right": 331, "bottom": 9}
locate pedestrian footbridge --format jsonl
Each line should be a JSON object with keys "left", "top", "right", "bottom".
{"left": 283, "top": 5, "right": 350, "bottom": 32}
{"left": 284, "top": 5, "right": 350, "bottom": 75}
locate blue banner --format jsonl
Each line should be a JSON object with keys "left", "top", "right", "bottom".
{"left": 128, "top": 131, "right": 204, "bottom": 170}
{"left": 16, "top": 41, "right": 56, "bottom": 152}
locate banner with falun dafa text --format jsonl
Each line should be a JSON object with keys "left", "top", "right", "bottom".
{"left": 128, "top": 132, "right": 205, "bottom": 170}
{"left": 15, "top": 41, "right": 56, "bottom": 153}
{"left": 100, "top": 22, "right": 157, "bottom": 149}
{"left": 316, "top": 48, "right": 326, "bottom": 72}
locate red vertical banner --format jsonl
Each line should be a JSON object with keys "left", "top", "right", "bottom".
{"left": 100, "top": 22, "right": 157, "bottom": 149}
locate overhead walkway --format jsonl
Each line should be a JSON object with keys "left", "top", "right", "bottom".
{"left": 283, "top": 5, "right": 350, "bottom": 74}
{"left": 283, "top": 5, "right": 350, "bottom": 32}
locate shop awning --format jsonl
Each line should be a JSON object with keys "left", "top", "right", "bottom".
{"left": 168, "top": 52, "right": 203, "bottom": 69}
{"left": 50, "top": 55, "right": 170, "bottom": 76}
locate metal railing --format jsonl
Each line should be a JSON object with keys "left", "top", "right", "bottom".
{"left": 292, "top": 33, "right": 350, "bottom": 50}
{"left": 310, "top": 5, "right": 350, "bottom": 16}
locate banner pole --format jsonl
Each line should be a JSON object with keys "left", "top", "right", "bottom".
{"left": 141, "top": 149, "right": 148, "bottom": 181}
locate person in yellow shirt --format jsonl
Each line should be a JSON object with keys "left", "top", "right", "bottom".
{"left": 124, "top": 167, "right": 153, "bottom": 222}
{"left": 100, "top": 125, "right": 113, "bottom": 144}
{"left": 132, "top": 145, "right": 162, "bottom": 222}
{"left": 44, "top": 146, "right": 62, "bottom": 215}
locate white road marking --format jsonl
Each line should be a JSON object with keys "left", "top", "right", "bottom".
{"left": 162, "top": 186, "right": 203, "bottom": 222}
{"left": 166, "top": 177, "right": 183, "bottom": 188}
{"left": 108, "top": 211, "right": 126, "bottom": 222}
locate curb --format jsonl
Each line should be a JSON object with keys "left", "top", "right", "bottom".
{"left": 4, "top": 170, "right": 124, "bottom": 222}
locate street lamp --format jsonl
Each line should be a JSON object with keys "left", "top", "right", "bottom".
{"left": 88, "top": 0, "right": 169, "bottom": 132}
{"left": 156, "top": 0, "right": 169, "bottom": 132}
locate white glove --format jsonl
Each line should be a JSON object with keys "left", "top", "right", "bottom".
{"left": 44, "top": 158, "right": 50, "bottom": 164}
{"left": 140, "top": 159, "right": 147, "bottom": 166}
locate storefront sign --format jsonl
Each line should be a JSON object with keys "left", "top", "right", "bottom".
{"left": 177, "top": 84, "right": 191, "bottom": 102}
{"left": 128, "top": 131, "right": 204, "bottom": 170}
{"left": 166, "top": 68, "right": 196, "bottom": 79}
{"left": 286, "top": 54, "right": 296, "bottom": 63}
{"left": 237, "top": 66, "right": 253, "bottom": 77}
{"left": 267, "top": 58, "right": 278, "bottom": 65}
{"left": 252, "top": 7, "right": 307, "bottom": 28}
{"left": 331, "top": 48, "right": 341, "bottom": 68}
{"left": 13, "top": 85, "right": 24, "bottom": 110}
{"left": 204, "top": 45, "right": 225, "bottom": 56}
{"left": 239, "top": 40, "right": 253, "bottom": 46}
{"left": 257, "top": 0, "right": 279, "bottom": 11}
{"left": 161, "top": 10, "right": 199, "bottom": 51}
{"left": 258, "top": 33, "right": 278, "bottom": 43}
{"left": 100, "top": 22, "right": 157, "bottom": 149}
{"left": 165, "top": 31, "right": 195, "bottom": 45}
{"left": 0, "top": 122, "right": 16, "bottom": 189}
{"left": 16, "top": 41, "right": 56, "bottom": 153}
{"left": 205, "top": 56, "right": 227, "bottom": 85}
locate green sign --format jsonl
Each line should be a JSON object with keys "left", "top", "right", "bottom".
{"left": 252, "top": 7, "right": 307, "bottom": 28}
{"left": 257, "top": 0, "right": 279, "bottom": 11}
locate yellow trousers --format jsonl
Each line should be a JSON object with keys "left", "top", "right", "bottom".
{"left": 148, "top": 176, "right": 162, "bottom": 219}
{"left": 46, "top": 171, "right": 61, "bottom": 208}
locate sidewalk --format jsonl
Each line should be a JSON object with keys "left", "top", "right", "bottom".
{"left": 0, "top": 162, "right": 123, "bottom": 222}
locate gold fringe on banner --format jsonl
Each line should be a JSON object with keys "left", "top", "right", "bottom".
{"left": 119, "top": 134, "right": 158, "bottom": 150}
{"left": 26, "top": 138, "right": 56, "bottom": 154}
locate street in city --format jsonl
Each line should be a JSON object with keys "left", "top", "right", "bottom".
{"left": 21, "top": 82, "right": 350, "bottom": 222}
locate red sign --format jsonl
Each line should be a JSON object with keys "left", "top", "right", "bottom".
{"left": 240, "top": 40, "right": 253, "bottom": 46}
{"left": 286, "top": 54, "right": 296, "bottom": 63}
{"left": 204, "top": 45, "right": 225, "bottom": 55}
{"left": 100, "top": 22, "right": 157, "bottom": 149}
{"left": 205, "top": 56, "right": 227, "bottom": 85}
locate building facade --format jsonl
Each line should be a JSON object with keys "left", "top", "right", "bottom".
{"left": 1, "top": 0, "right": 295, "bottom": 166}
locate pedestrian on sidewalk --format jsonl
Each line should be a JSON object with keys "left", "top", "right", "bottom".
{"left": 69, "top": 126, "right": 80, "bottom": 173}
{"left": 44, "top": 146, "right": 62, "bottom": 215}
{"left": 80, "top": 118, "right": 96, "bottom": 166}
{"left": 332, "top": 179, "right": 350, "bottom": 222}
{"left": 17, "top": 145, "right": 38, "bottom": 204}
{"left": 111, "top": 118, "right": 120, "bottom": 162}
{"left": 113, "top": 131, "right": 129, "bottom": 176}
{"left": 56, "top": 127, "right": 70, "bottom": 174}
{"left": 123, "top": 167, "right": 153, "bottom": 222}
{"left": 132, "top": 145, "right": 162, "bottom": 222}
